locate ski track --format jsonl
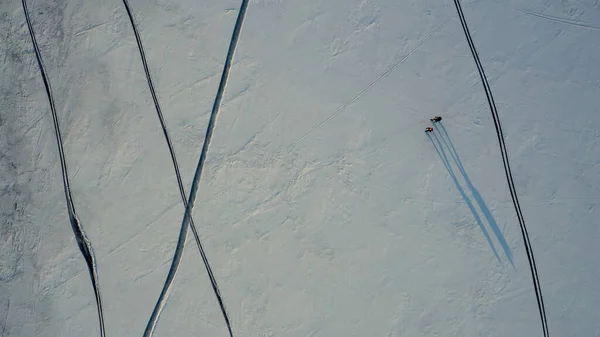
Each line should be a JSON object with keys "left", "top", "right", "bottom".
{"left": 121, "top": 0, "right": 234, "bottom": 335}
{"left": 453, "top": 0, "right": 550, "bottom": 335}
{"left": 488, "top": 0, "right": 600, "bottom": 31}
{"left": 21, "top": 0, "right": 106, "bottom": 336}
{"left": 143, "top": 1, "right": 250, "bottom": 336}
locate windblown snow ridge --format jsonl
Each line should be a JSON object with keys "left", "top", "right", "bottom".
{"left": 21, "top": 1, "right": 106, "bottom": 336}
{"left": 142, "top": 1, "right": 250, "bottom": 336}
{"left": 452, "top": 0, "right": 550, "bottom": 336}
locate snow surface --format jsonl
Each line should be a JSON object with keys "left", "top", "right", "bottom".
{"left": 2, "top": 0, "right": 600, "bottom": 336}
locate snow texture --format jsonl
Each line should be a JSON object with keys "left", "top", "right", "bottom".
{"left": 1, "top": 0, "right": 600, "bottom": 336}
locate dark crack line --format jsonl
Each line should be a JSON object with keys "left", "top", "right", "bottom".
{"left": 142, "top": 1, "right": 250, "bottom": 336}
{"left": 21, "top": 1, "right": 106, "bottom": 336}
{"left": 452, "top": 0, "right": 549, "bottom": 336}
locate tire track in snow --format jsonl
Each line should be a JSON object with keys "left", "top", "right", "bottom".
{"left": 43, "top": 14, "right": 454, "bottom": 296}
{"left": 121, "top": 0, "right": 234, "bottom": 335}
{"left": 143, "top": 1, "right": 250, "bottom": 336}
{"left": 21, "top": 1, "right": 106, "bottom": 336}
{"left": 40, "top": 13, "right": 454, "bottom": 296}
{"left": 452, "top": 0, "right": 550, "bottom": 335}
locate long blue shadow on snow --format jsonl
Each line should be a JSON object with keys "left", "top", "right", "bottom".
{"left": 427, "top": 132, "right": 501, "bottom": 262}
{"left": 433, "top": 123, "right": 514, "bottom": 265}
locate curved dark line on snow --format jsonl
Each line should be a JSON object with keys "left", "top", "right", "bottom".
{"left": 21, "top": 1, "right": 106, "bottom": 337}
{"left": 143, "top": 1, "right": 249, "bottom": 336}
{"left": 121, "top": 1, "right": 234, "bottom": 336}
{"left": 452, "top": 1, "right": 549, "bottom": 336}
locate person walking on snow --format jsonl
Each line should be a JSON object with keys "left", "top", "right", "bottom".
{"left": 430, "top": 116, "right": 442, "bottom": 123}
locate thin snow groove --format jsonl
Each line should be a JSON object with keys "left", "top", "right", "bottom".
{"left": 21, "top": 1, "right": 106, "bottom": 337}
{"left": 488, "top": 0, "right": 600, "bottom": 31}
{"left": 452, "top": 0, "right": 550, "bottom": 336}
{"left": 121, "top": 0, "right": 233, "bottom": 335}
{"left": 143, "top": 1, "right": 250, "bottom": 336}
